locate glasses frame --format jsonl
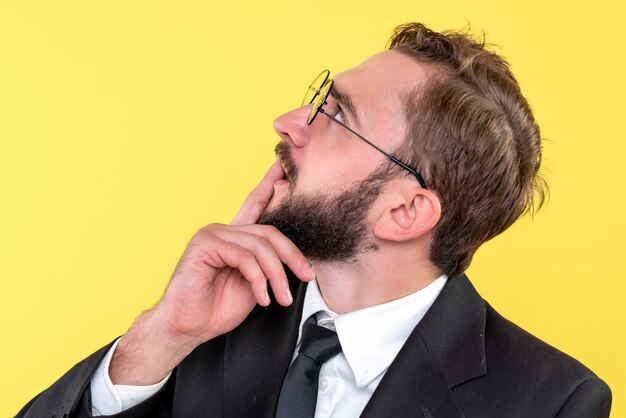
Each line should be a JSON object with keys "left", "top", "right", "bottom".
{"left": 302, "top": 70, "right": 428, "bottom": 190}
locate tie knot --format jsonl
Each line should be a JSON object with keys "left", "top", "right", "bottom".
{"left": 299, "top": 317, "right": 342, "bottom": 364}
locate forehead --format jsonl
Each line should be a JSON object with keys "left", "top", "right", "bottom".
{"left": 333, "top": 51, "right": 432, "bottom": 146}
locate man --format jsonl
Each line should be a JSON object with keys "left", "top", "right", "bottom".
{"left": 19, "top": 22, "right": 611, "bottom": 417}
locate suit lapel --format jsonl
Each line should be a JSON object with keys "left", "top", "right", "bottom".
{"left": 223, "top": 274, "right": 486, "bottom": 417}
{"left": 360, "top": 329, "right": 466, "bottom": 418}
{"left": 361, "top": 275, "right": 487, "bottom": 418}
{"left": 222, "top": 273, "right": 307, "bottom": 418}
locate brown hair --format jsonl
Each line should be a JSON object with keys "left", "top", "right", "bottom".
{"left": 387, "top": 23, "right": 547, "bottom": 277}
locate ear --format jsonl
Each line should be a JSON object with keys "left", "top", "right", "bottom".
{"left": 372, "top": 182, "right": 441, "bottom": 243}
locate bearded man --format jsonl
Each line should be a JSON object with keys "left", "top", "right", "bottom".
{"left": 18, "top": 23, "right": 611, "bottom": 417}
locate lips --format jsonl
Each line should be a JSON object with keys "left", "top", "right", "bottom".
{"left": 274, "top": 141, "right": 297, "bottom": 183}
{"left": 279, "top": 159, "right": 293, "bottom": 183}
{"left": 273, "top": 160, "right": 289, "bottom": 189}
{"left": 280, "top": 160, "right": 288, "bottom": 179}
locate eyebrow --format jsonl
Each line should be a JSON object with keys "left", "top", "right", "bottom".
{"left": 330, "top": 86, "right": 363, "bottom": 129}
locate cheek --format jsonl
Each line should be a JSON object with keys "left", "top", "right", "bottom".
{"left": 300, "top": 153, "right": 378, "bottom": 192}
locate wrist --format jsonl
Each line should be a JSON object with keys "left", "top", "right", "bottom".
{"left": 109, "top": 309, "right": 201, "bottom": 385}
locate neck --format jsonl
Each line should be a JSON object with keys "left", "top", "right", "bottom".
{"left": 310, "top": 248, "right": 441, "bottom": 314}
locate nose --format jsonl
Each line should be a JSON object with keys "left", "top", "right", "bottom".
{"left": 273, "top": 106, "right": 311, "bottom": 148}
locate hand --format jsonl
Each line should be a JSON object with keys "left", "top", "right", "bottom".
{"left": 109, "top": 160, "right": 315, "bottom": 385}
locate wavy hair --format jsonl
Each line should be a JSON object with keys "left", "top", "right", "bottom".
{"left": 388, "top": 23, "right": 548, "bottom": 277}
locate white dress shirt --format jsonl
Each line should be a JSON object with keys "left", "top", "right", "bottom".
{"left": 90, "top": 338, "right": 170, "bottom": 415}
{"left": 90, "top": 275, "right": 447, "bottom": 416}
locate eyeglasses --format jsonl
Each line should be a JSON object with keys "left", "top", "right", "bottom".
{"left": 302, "top": 70, "right": 428, "bottom": 189}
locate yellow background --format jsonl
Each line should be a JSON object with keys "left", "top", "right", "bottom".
{"left": 1, "top": 0, "right": 624, "bottom": 415}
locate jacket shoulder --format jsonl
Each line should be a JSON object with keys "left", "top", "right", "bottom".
{"left": 484, "top": 302, "right": 602, "bottom": 383}
{"left": 16, "top": 342, "right": 114, "bottom": 417}
{"left": 463, "top": 302, "right": 612, "bottom": 417}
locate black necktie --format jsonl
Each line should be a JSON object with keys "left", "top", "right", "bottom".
{"left": 275, "top": 316, "right": 343, "bottom": 418}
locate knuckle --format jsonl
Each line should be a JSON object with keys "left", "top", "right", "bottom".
{"left": 194, "top": 224, "right": 216, "bottom": 238}
{"left": 195, "top": 223, "right": 227, "bottom": 239}
{"left": 268, "top": 271, "right": 287, "bottom": 285}
{"left": 255, "top": 196, "right": 270, "bottom": 211}
{"left": 253, "top": 273, "right": 267, "bottom": 284}
{"left": 247, "top": 189, "right": 270, "bottom": 208}
{"left": 245, "top": 269, "right": 266, "bottom": 285}
{"left": 238, "top": 248, "right": 256, "bottom": 263}
{"left": 287, "top": 246, "right": 304, "bottom": 260}
{"left": 203, "top": 223, "right": 224, "bottom": 232}
{"left": 189, "top": 231, "right": 206, "bottom": 246}
{"left": 256, "top": 236, "right": 272, "bottom": 250}
{"left": 260, "top": 224, "right": 280, "bottom": 235}
{"left": 190, "top": 229, "right": 211, "bottom": 246}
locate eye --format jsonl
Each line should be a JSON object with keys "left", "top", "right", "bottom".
{"left": 333, "top": 106, "right": 346, "bottom": 124}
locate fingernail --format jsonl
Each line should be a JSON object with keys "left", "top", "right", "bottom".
{"left": 264, "top": 291, "right": 271, "bottom": 306}
{"left": 303, "top": 262, "right": 315, "bottom": 278}
{"left": 284, "top": 286, "right": 293, "bottom": 304}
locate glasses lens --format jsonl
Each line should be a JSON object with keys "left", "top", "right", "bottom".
{"left": 302, "top": 70, "right": 330, "bottom": 107}
{"left": 308, "top": 78, "right": 333, "bottom": 124}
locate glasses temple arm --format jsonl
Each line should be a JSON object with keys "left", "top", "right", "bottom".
{"left": 319, "top": 109, "right": 428, "bottom": 189}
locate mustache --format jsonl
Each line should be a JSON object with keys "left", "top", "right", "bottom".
{"left": 274, "top": 141, "right": 298, "bottom": 183}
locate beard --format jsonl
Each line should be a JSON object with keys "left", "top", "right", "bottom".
{"left": 258, "top": 143, "right": 388, "bottom": 262}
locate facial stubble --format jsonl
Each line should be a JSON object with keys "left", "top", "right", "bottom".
{"left": 258, "top": 143, "right": 387, "bottom": 262}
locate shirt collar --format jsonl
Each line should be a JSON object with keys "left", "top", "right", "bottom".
{"left": 298, "top": 275, "right": 448, "bottom": 388}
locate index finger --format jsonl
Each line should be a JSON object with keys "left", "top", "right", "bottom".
{"left": 231, "top": 159, "right": 284, "bottom": 225}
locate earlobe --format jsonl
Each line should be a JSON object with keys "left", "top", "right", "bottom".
{"left": 373, "top": 188, "right": 441, "bottom": 242}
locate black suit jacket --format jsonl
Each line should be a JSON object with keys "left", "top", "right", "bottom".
{"left": 17, "top": 275, "right": 612, "bottom": 417}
